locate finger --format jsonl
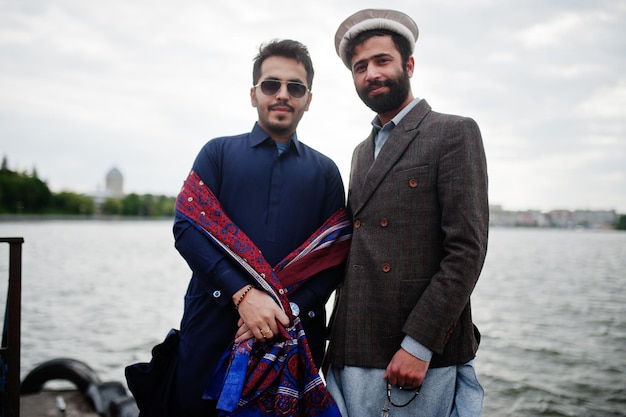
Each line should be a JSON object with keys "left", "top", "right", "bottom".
{"left": 276, "top": 310, "right": 290, "bottom": 327}
{"left": 266, "top": 313, "right": 290, "bottom": 336}
{"left": 236, "top": 320, "right": 250, "bottom": 336}
{"left": 234, "top": 334, "right": 251, "bottom": 344}
{"left": 384, "top": 368, "right": 399, "bottom": 386}
{"left": 268, "top": 320, "right": 280, "bottom": 335}
{"left": 235, "top": 325, "right": 248, "bottom": 339}
{"left": 234, "top": 330, "right": 253, "bottom": 344}
{"left": 258, "top": 328, "right": 269, "bottom": 340}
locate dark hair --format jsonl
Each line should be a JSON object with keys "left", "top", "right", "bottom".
{"left": 345, "top": 29, "right": 412, "bottom": 69}
{"left": 252, "top": 39, "right": 314, "bottom": 90}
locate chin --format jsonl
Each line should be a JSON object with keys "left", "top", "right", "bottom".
{"left": 267, "top": 122, "right": 293, "bottom": 134}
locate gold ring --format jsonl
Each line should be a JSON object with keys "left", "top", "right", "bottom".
{"left": 259, "top": 329, "right": 266, "bottom": 337}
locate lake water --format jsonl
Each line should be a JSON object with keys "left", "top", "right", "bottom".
{"left": 1, "top": 220, "right": 625, "bottom": 416}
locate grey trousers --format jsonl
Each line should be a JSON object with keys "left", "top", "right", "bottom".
{"left": 326, "top": 360, "right": 483, "bottom": 417}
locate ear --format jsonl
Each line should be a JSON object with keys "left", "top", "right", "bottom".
{"left": 250, "top": 87, "right": 258, "bottom": 108}
{"left": 406, "top": 56, "right": 415, "bottom": 78}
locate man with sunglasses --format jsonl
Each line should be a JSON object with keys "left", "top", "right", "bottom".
{"left": 170, "top": 39, "right": 347, "bottom": 416}
{"left": 325, "top": 9, "right": 489, "bottom": 417}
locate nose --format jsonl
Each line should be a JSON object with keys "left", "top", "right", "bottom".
{"left": 365, "top": 65, "right": 381, "bottom": 82}
{"left": 276, "top": 83, "right": 290, "bottom": 100}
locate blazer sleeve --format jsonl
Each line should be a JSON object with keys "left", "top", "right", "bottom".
{"left": 402, "top": 116, "right": 489, "bottom": 354}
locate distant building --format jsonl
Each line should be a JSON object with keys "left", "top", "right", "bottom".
{"left": 92, "top": 167, "right": 125, "bottom": 205}
{"left": 105, "top": 167, "right": 124, "bottom": 198}
{"left": 490, "top": 205, "right": 618, "bottom": 229}
{"left": 570, "top": 210, "right": 617, "bottom": 229}
{"left": 547, "top": 210, "right": 575, "bottom": 228}
{"left": 489, "top": 205, "right": 519, "bottom": 227}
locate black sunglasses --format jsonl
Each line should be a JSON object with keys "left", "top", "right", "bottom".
{"left": 254, "top": 80, "right": 309, "bottom": 98}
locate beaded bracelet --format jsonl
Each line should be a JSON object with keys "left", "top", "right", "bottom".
{"left": 235, "top": 285, "right": 254, "bottom": 310}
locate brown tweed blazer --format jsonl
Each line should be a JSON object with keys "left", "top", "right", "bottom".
{"left": 327, "top": 99, "right": 489, "bottom": 369}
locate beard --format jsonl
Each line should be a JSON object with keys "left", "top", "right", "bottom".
{"left": 356, "top": 68, "right": 411, "bottom": 114}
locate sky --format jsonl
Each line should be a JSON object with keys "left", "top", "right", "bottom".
{"left": 1, "top": 0, "right": 625, "bottom": 213}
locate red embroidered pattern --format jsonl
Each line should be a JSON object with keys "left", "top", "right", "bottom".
{"left": 176, "top": 170, "right": 350, "bottom": 416}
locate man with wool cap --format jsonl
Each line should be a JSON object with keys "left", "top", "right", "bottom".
{"left": 325, "top": 8, "right": 489, "bottom": 416}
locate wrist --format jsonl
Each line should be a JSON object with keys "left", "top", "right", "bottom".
{"left": 233, "top": 285, "right": 254, "bottom": 309}
{"left": 401, "top": 336, "right": 433, "bottom": 362}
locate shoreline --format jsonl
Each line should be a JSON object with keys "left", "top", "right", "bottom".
{"left": 0, "top": 214, "right": 174, "bottom": 222}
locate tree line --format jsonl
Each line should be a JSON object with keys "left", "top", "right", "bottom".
{"left": 2, "top": 156, "right": 625, "bottom": 229}
{"left": 0, "top": 157, "right": 176, "bottom": 217}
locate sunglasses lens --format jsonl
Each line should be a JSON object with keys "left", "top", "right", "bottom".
{"left": 287, "top": 83, "right": 307, "bottom": 98}
{"left": 260, "top": 80, "right": 281, "bottom": 96}
{"left": 259, "top": 80, "right": 307, "bottom": 98}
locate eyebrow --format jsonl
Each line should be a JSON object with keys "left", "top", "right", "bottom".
{"left": 264, "top": 76, "right": 306, "bottom": 84}
{"left": 352, "top": 52, "right": 395, "bottom": 70}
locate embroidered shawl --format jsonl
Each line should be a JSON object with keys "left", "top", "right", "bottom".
{"left": 175, "top": 170, "right": 351, "bottom": 417}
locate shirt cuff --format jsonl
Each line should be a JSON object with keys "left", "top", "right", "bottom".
{"left": 213, "top": 259, "right": 250, "bottom": 297}
{"left": 401, "top": 336, "right": 433, "bottom": 363}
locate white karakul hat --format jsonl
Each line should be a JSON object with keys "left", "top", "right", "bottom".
{"left": 334, "top": 9, "right": 419, "bottom": 69}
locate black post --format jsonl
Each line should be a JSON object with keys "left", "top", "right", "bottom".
{"left": 1, "top": 237, "right": 24, "bottom": 417}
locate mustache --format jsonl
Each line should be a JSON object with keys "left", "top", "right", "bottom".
{"left": 269, "top": 102, "right": 295, "bottom": 112}
{"left": 366, "top": 79, "right": 392, "bottom": 91}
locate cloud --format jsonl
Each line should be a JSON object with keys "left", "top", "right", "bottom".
{"left": 580, "top": 80, "right": 626, "bottom": 119}
{"left": 1, "top": 0, "right": 625, "bottom": 212}
{"left": 518, "top": 12, "right": 584, "bottom": 48}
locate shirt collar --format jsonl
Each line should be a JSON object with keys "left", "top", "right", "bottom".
{"left": 371, "top": 97, "right": 422, "bottom": 132}
{"left": 250, "top": 122, "right": 302, "bottom": 156}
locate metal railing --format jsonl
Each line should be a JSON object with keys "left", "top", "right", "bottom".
{"left": 1, "top": 237, "right": 24, "bottom": 417}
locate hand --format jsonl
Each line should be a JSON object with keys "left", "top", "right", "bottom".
{"left": 383, "top": 348, "right": 429, "bottom": 388}
{"left": 234, "top": 319, "right": 252, "bottom": 343}
{"left": 233, "top": 287, "right": 290, "bottom": 343}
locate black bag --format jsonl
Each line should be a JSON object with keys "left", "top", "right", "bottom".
{"left": 125, "top": 329, "right": 179, "bottom": 417}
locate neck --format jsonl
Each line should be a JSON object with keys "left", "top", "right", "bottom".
{"left": 257, "top": 121, "right": 294, "bottom": 143}
{"left": 272, "top": 135, "right": 292, "bottom": 144}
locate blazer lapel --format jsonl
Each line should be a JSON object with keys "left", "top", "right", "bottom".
{"left": 351, "top": 100, "right": 432, "bottom": 216}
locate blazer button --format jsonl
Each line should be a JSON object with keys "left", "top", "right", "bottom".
{"left": 354, "top": 219, "right": 362, "bottom": 228}
{"left": 212, "top": 290, "right": 222, "bottom": 298}
{"left": 409, "top": 178, "right": 418, "bottom": 188}
{"left": 382, "top": 263, "right": 391, "bottom": 273}
{"left": 380, "top": 218, "right": 388, "bottom": 227}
